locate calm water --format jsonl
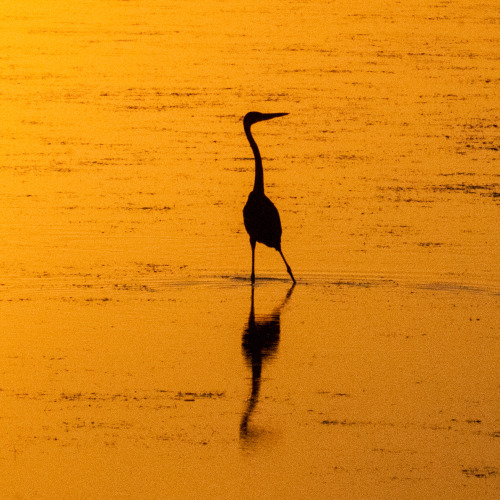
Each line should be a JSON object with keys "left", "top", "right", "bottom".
{"left": 1, "top": 0, "right": 499, "bottom": 498}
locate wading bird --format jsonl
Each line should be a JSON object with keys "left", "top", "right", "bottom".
{"left": 242, "top": 112, "right": 296, "bottom": 283}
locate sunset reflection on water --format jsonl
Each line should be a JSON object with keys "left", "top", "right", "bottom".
{"left": 0, "top": 0, "right": 499, "bottom": 498}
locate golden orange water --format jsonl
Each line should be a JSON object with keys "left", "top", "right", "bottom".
{"left": 0, "top": 1, "right": 499, "bottom": 498}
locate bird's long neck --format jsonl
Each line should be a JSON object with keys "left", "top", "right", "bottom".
{"left": 244, "top": 122, "right": 264, "bottom": 194}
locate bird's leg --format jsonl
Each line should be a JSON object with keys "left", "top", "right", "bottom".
{"left": 278, "top": 249, "right": 296, "bottom": 284}
{"left": 250, "top": 239, "right": 256, "bottom": 283}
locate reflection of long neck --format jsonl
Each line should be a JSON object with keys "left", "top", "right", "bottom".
{"left": 244, "top": 123, "right": 264, "bottom": 194}
{"left": 240, "top": 360, "right": 261, "bottom": 436}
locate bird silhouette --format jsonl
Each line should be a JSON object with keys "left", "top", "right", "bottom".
{"left": 242, "top": 111, "right": 296, "bottom": 283}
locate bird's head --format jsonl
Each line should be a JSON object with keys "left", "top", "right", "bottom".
{"left": 243, "top": 111, "right": 288, "bottom": 128}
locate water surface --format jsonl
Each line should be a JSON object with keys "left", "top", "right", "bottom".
{"left": 0, "top": 0, "right": 499, "bottom": 498}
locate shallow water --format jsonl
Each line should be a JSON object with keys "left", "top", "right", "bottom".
{"left": 1, "top": 0, "right": 499, "bottom": 498}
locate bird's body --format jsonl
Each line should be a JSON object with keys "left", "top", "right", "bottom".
{"left": 242, "top": 111, "right": 295, "bottom": 283}
{"left": 243, "top": 191, "right": 282, "bottom": 250}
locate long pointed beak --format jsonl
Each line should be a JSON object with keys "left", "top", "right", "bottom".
{"left": 260, "top": 112, "right": 288, "bottom": 121}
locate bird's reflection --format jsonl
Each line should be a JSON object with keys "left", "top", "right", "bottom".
{"left": 240, "top": 284, "right": 295, "bottom": 444}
